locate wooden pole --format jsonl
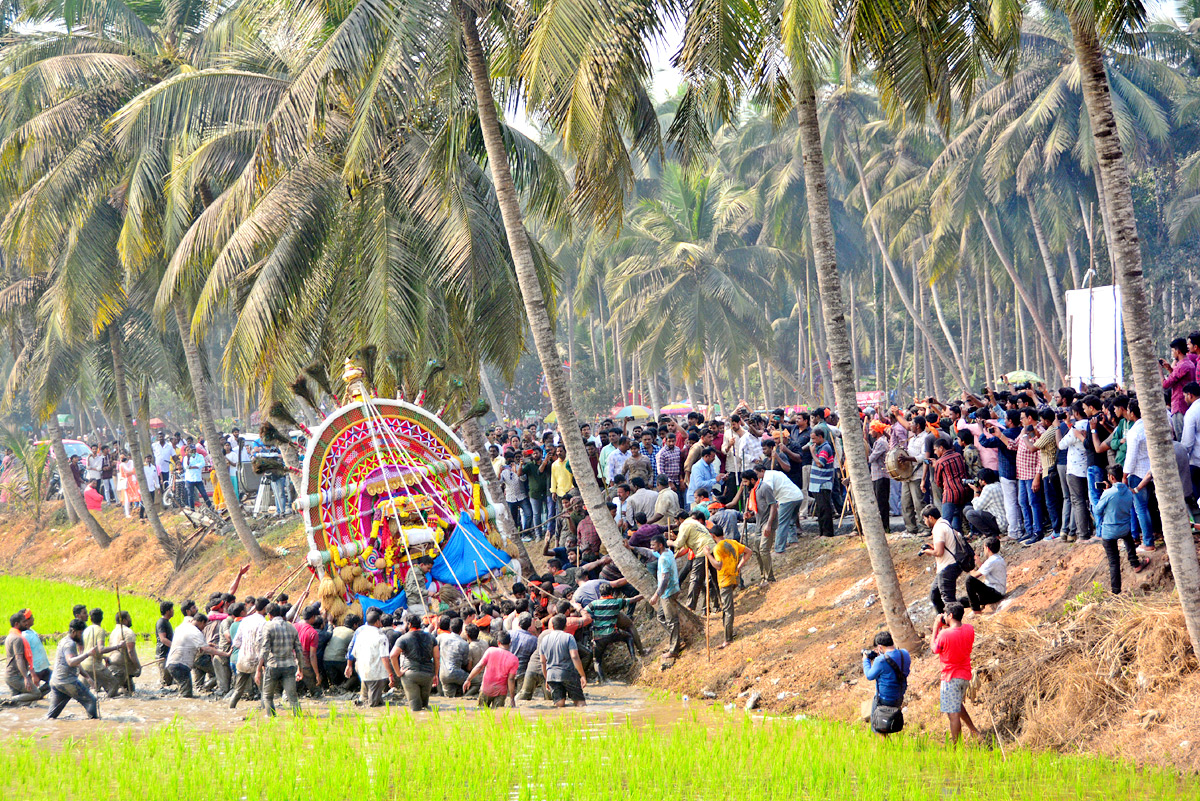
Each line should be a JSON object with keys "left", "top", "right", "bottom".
{"left": 703, "top": 556, "right": 711, "bottom": 662}
{"left": 114, "top": 582, "right": 134, "bottom": 695}
{"left": 265, "top": 562, "right": 307, "bottom": 600}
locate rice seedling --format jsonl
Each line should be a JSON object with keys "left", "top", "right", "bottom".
{"left": 0, "top": 575, "right": 176, "bottom": 637}
{"left": 0, "top": 707, "right": 1193, "bottom": 801}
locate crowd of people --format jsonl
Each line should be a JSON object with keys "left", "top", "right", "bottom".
{"left": 9, "top": 331, "right": 1200, "bottom": 740}
{"left": 59, "top": 428, "right": 298, "bottom": 520}
{"left": 4, "top": 560, "right": 661, "bottom": 717}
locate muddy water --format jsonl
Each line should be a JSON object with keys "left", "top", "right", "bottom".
{"left": 0, "top": 676, "right": 700, "bottom": 747}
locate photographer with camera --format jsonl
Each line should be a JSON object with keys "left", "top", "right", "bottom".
{"left": 964, "top": 469, "right": 1005, "bottom": 540}
{"left": 920, "top": 505, "right": 972, "bottom": 615}
{"left": 862, "top": 631, "right": 911, "bottom": 736}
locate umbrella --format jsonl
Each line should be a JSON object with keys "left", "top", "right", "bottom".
{"left": 1002, "top": 370, "right": 1043, "bottom": 385}
{"left": 149, "top": 417, "right": 165, "bottom": 428}
{"left": 544, "top": 410, "right": 557, "bottom": 424}
{"left": 614, "top": 405, "right": 652, "bottom": 420}
{"left": 660, "top": 402, "right": 693, "bottom": 416}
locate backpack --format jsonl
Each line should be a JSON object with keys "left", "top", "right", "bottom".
{"left": 949, "top": 527, "right": 976, "bottom": 572}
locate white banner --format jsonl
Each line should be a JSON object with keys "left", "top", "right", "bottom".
{"left": 1065, "top": 285, "right": 1124, "bottom": 389}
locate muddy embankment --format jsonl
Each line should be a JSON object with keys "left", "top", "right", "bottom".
{"left": 3, "top": 501, "right": 1199, "bottom": 771}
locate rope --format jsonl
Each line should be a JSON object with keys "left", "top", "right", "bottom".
{"left": 363, "top": 403, "right": 476, "bottom": 607}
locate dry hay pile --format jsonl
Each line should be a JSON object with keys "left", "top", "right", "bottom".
{"left": 972, "top": 596, "right": 1195, "bottom": 749}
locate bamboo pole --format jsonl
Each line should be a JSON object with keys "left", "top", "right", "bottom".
{"left": 115, "top": 582, "right": 134, "bottom": 695}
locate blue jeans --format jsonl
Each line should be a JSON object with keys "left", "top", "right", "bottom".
{"left": 1128, "top": 475, "right": 1154, "bottom": 546}
{"left": 1087, "top": 465, "right": 1106, "bottom": 529}
{"left": 508, "top": 498, "right": 533, "bottom": 534}
{"left": 182, "top": 480, "right": 209, "bottom": 509}
{"left": 1044, "top": 471, "right": 1062, "bottom": 533}
{"left": 773, "top": 499, "right": 802, "bottom": 552}
{"left": 940, "top": 500, "right": 963, "bottom": 533}
{"left": 270, "top": 475, "right": 290, "bottom": 516}
{"left": 1017, "top": 479, "right": 1044, "bottom": 538}
{"left": 530, "top": 495, "right": 548, "bottom": 539}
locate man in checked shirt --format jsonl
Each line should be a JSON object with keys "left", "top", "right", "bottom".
{"left": 255, "top": 603, "right": 304, "bottom": 717}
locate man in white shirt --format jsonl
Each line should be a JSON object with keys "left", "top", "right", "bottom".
{"left": 606, "top": 437, "right": 632, "bottom": 483}
{"left": 229, "top": 599, "right": 267, "bottom": 708}
{"left": 920, "top": 505, "right": 961, "bottom": 615}
{"left": 85, "top": 444, "right": 103, "bottom": 489}
{"left": 751, "top": 468, "right": 805, "bottom": 553}
{"left": 722, "top": 414, "right": 752, "bottom": 476}
{"left": 1121, "top": 402, "right": 1155, "bottom": 550}
{"left": 347, "top": 609, "right": 391, "bottom": 707}
{"left": 963, "top": 537, "right": 1006, "bottom": 613}
{"left": 623, "top": 477, "right": 659, "bottom": 527}
{"left": 1180, "top": 383, "right": 1200, "bottom": 504}
{"left": 152, "top": 433, "right": 174, "bottom": 490}
{"left": 1059, "top": 411, "right": 1093, "bottom": 540}
{"left": 165, "top": 613, "right": 226, "bottom": 698}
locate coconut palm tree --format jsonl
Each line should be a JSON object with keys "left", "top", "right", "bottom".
{"left": 607, "top": 161, "right": 784, "bottom": 388}
{"left": 0, "top": 0, "right": 274, "bottom": 563}
{"left": 665, "top": 0, "right": 925, "bottom": 651}
{"left": 1059, "top": 0, "right": 1200, "bottom": 655}
{"left": 859, "top": 0, "right": 1200, "bottom": 658}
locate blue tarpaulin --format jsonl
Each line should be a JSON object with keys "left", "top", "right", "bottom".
{"left": 429, "top": 512, "right": 513, "bottom": 586}
{"left": 356, "top": 591, "right": 408, "bottom": 615}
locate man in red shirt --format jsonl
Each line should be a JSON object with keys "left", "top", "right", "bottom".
{"left": 466, "top": 630, "right": 520, "bottom": 708}
{"left": 932, "top": 602, "right": 979, "bottom": 744}
{"left": 294, "top": 607, "right": 323, "bottom": 696}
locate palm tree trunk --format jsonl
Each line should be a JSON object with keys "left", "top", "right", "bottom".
{"left": 975, "top": 279, "right": 993, "bottom": 388}
{"left": 1027, "top": 194, "right": 1069, "bottom": 338}
{"left": 459, "top": 416, "right": 534, "bottom": 576}
{"left": 929, "top": 282, "right": 966, "bottom": 384}
{"left": 898, "top": 299, "right": 909, "bottom": 397}
{"left": 565, "top": 291, "right": 576, "bottom": 378}
{"left": 848, "top": 276, "right": 860, "bottom": 383}
{"left": 1066, "top": 231, "right": 1083, "bottom": 289}
{"left": 881, "top": 267, "right": 890, "bottom": 394}
{"left": 846, "top": 147, "right": 970, "bottom": 388}
{"left": 459, "top": 5, "right": 670, "bottom": 610}
{"left": 595, "top": 280, "right": 610, "bottom": 384}
{"left": 795, "top": 78, "right": 920, "bottom": 653}
{"left": 1072, "top": 13, "right": 1200, "bottom": 655}
{"left": 984, "top": 274, "right": 1000, "bottom": 384}
{"left": 172, "top": 300, "right": 268, "bottom": 565}
{"left": 614, "top": 316, "right": 628, "bottom": 404}
{"left": 110, "top": 326, "right": 175, "bottom": 557}
{"left": 956, "top": 279, "right": 970, "bottom": 373}
{"left": 49, "top": 415, "right": 110, "bottom": 547}
{"left": 978, "top": 210, "right": 1069, "bottom": 381}
{"left": 479, "top": 362, "right": 503, "bottom": 422}
{"left": 811, "top": 298, "right": 835, "bottom": 407}
{"left": 588, "top": 318, "right": 599, "bottom": 377}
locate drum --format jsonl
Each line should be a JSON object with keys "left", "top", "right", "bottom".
{"left": 885, "top": 448, "right": 916, "bottom": 481}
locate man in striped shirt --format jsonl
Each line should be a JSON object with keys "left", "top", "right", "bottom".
{"left": 808, "top": 428, "right": 837, "bottom": 538}
{"left": 655, "top": 438, "right": 682, "bottom": 487}
{"left": 639, "top": 430, "right": 661, "bottom": 483}
{"left": 255, "top": 604, "right": 304, "bottom": 717}
{"left": 583, "top": 583, "right": 642, "bottom": 682}
{"left": 931, "top": 437, "right": 969, "bottom": 533}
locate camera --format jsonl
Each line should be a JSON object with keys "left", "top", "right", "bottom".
{"left": 863, "top": 649, "right": 878, "bottom": 661}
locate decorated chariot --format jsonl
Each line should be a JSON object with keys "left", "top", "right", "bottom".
{"left": 298, "top": 359, "right": 515, "bottom": 623}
